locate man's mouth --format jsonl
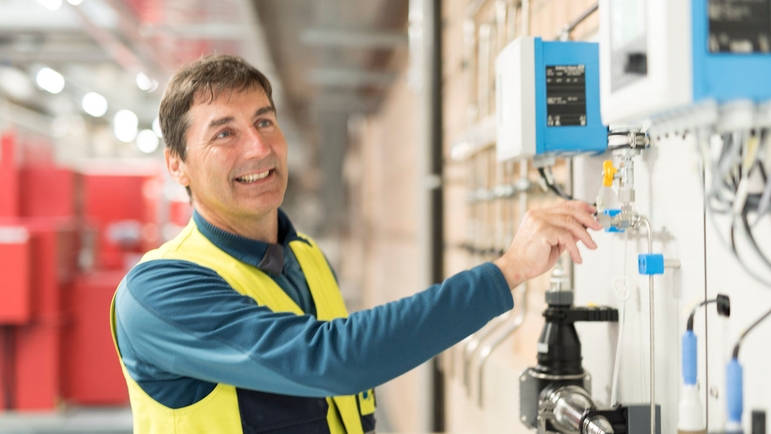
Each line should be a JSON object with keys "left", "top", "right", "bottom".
{"left": 236, "top": 170, "right": 272, "bottom": 183}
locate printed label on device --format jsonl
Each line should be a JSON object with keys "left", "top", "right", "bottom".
{"left": 709, "top": 0, "right": 771, "bottom": 53}
{"left": 546, "top": 65, "right": 587, "bottom": 127}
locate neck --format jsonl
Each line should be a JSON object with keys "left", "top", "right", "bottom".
{"left": 195, "top": 207, "right": 279, "bottom": 244}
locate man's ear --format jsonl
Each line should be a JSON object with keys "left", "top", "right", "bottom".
{"left": 165, "top": 148, "right": 190, "bottom": 188}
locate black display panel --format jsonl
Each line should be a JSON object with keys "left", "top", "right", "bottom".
{"left": 709, "top": 0, "right": 771, "bottom": 53}
{"left": 545, "top": 65, "right": 587, "bottom": 127}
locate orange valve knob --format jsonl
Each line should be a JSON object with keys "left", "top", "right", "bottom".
{"left": 602, "top": 160, "right": 617, "bottom": 187}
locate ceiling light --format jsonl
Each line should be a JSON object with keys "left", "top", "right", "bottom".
{"left": 136, "top": 129, "right": 160, "bottom": 154}
{"left": 67, "top": 0, "right": 84, "bottom": 5}
{"left": 0, "top": 66, "right": 34, "bottom": 100}
{"left": 114, "top": 109, "right": 138, "bottom": 143}
{"left": 37, "top": 0, "right": 62, "bottom": 10}
{"left": 152, "top": 117, "right": 162, "bottom": 137}
{"left": 36, "top": 67, "right": 65, "bottom": 94}
{"left": 82, "top": 92, "right": 108, "bottom": 117}
{"left": 136, "top": 72, "right": 155, "bottom": 91}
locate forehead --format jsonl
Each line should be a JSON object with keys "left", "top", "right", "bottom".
{"left": 190, "top": 85, "right": 269, "bottom": 110}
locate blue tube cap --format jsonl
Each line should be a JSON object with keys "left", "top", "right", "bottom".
{"left": 727, "top": 358, "right": 744, "bottom": 424}
{"left": 682, "top": 330, "right": 698, "bottom": 385}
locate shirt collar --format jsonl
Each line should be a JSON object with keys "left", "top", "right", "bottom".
{"left": 192, "top": 209, "right": 309, "bottom": 275}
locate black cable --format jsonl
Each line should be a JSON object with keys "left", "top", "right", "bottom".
{"left": 732, "top": 305, "right": 771, "bottom": 359}
{"left": 538, "top": 167, "right": 574, "bottom": 201}
{"left": 742, "top": 205, "right": 771, "bottom": 272}
{"left": 545, "top": 167, "right": 574, "bottom": 201}
{"left": 757, "top": 159, "right": 767, "bottom": 183}
{"left": 686, "top": 295, "right": 730, "bottom": 331}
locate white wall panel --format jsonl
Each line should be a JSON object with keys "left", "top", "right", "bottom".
{"left": 574, "top": 136, "right": 709, "bottom": 433}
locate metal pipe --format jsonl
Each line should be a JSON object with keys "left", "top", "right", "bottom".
{"left": 462, "top": 311, "right": 511, "bottom": 393}
{"left": 424, "top": 0, "right": 444, "bottom": 429}
{"left": 478, "top": 24, "right": 491, "bottom": 119}
{"left": 63, "top": 0, "right": 169, "bottom": 81}
{"left": 495, "top": 0, "right": 508, "bottom": 48}
{"left": 470, "top": 160, "right": 529, "bottom": 406}
{"left": 476, "top": 285, "right": 528, "bottom": 406}
{"left": 463, "top": 157, "right": 512, "bottom": 392}
{"left": 546, "top": 385, "right": 614, "bottom": 434}
{"left": 638, "top": 215, "right": 655, "bottom": 434}
{"left": 466, "top": 0, "right": 494, "bottom": 18}
{"left": 463, "top": 18, "right": 477, "bottom": 126}
{"left": 521, "top": 0, "right": 530, "bottom": 37}
{"left": 556, "top": 3, "right": 599, "bottom": 41}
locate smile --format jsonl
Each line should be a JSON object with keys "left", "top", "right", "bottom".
{"left": 236, "top": 170, "right": 272, "bottom": 183}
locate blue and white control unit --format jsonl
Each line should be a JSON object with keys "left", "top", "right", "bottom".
{"left": 600, "top": 0, "right": 771, "bottom": 125}
{"left": 495, "top": 37, "right": 607, "bottom": 162}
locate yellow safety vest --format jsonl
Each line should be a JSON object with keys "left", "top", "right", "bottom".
{"left": 110, "top": 219, "right": 376, "bottom": 433}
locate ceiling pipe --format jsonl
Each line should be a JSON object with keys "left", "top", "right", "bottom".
{"left": 62, "top": 0, "right": 170, "bottom": 85}
{"left": 305, "top": 68, "right": 396, "bottom": 88}
{"left": 300, "top": 28, "right": 407, "bottom": 49}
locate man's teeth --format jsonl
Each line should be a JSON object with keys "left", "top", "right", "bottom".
{"left": 238, "top": 171, "right": 271, "bottom": 183}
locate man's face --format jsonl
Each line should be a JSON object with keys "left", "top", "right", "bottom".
{"left": 166, "top": 86, "right": 288, "bottom": 229}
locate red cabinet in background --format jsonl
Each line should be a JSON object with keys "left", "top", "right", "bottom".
{"left": 0, "top": 132, "right": 20, "bottom": 219}
{"left": 62, "top": 271, "right": 128, "bottom": 405}
{"left": 0, "top": 226, "right": 31, "bottom": 324}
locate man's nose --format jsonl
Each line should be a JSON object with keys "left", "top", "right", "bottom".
{"left": 243, "top": 128, "right": 271, "bottom": 158}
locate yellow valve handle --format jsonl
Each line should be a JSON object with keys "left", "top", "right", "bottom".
{"left": 602, "top": 160, "right": 617, "bottom": 187}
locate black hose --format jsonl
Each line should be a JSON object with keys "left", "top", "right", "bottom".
{"left": 537, "top": 167, "right": 574, "bottom": 201}
{"left": 733, "top": 306, "right": 771, "bottom": 359}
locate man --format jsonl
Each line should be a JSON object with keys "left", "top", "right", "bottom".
{"left": 111, "top": 54, "right": 601, "bottom": 434}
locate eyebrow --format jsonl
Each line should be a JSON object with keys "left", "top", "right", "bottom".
{"left": 207, "top": 106, "right": 275, "bottom": 129}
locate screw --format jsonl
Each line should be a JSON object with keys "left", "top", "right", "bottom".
{"left": 710, "top": 386, "right": 719, "bottom": 399}
{"left": 521, "top": 416, "right": 527, "bottom": 422}
{"left": 520, "top": 375, "right": 527, "bottom": 382}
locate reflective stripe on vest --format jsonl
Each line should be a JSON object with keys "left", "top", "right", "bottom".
{"left": 110, "top": 219, "right": 375, "bottom": 434}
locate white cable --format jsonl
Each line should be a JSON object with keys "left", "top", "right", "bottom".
{"left": 754, "top": 132, "right": 771, "bottom": 223}
{"left": 731, "top": 135, "right": 760, "bottom": 217}
{"left": 610, "top": 231, "right": 631, "bottom": 405}
{"left": 699, "top": 134, "right": 771, "bottom": 287}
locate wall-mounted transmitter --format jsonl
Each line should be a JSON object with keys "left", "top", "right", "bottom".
{"left": 600, "top": 0, "right": 771, "bottom": 125}
{"left": 495, "top": 37, "right": 608, "bottom": 161}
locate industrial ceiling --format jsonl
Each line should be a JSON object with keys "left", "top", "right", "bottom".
{"left": 0, "top": 0, "right": 409, "bottom": 234}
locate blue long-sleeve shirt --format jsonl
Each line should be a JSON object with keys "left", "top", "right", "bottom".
{"left": 114, "top": 210, "right": 513, "bottom": 408}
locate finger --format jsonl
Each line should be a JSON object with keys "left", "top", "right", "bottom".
{"left": 580, "top": 232, "right": 598, "bottom": 249}
{"left": 561, "top": 234, "right": 583, "bottom": 264}
{"left": 547, "top": 202, "right": 602, "bottom": 231}
{"left": 546, "top": 215, "right": 598, "bottom": 249}
{"left": 558, "top": 202, "right": 602, "bottom": 230}
{"left": 576, "top": 200, "right": 597, "bottom": 215}
{"left": 570, "top": 208, "right": 603, "bottom": 231}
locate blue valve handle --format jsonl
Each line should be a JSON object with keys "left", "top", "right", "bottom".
{"left": 603, "top": 209, "right": 623, "bottom": 232}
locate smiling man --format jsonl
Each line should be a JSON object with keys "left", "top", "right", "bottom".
{"left": 111, "top": 54, "right": 601, "bottom": 434}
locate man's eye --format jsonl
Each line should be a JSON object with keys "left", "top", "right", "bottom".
{"left": 257, "top": 119, "right": 273, "bottom": 128}
{"left": 215, "top": 130, "right": 231, "bottom": 139}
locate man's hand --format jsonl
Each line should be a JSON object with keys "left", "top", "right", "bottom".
{"left": 493, "top": 201, "right": 602, "bottom": 289}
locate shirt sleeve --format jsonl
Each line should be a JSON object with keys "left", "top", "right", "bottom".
{"left": 115, "top": 259, "right": 513, "bottom": 397}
